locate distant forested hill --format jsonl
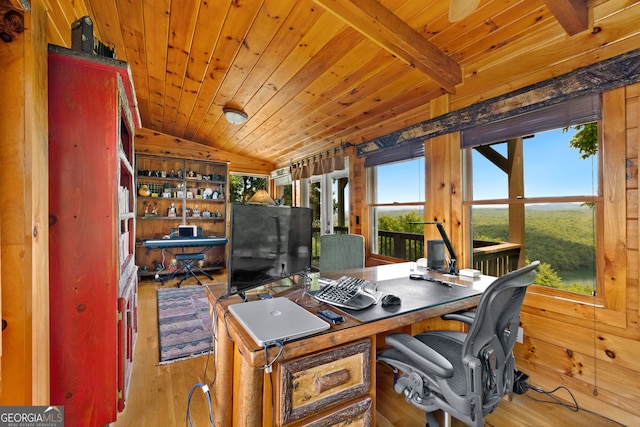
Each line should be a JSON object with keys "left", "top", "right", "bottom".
{"left": 376, "top": 205, "right": 595, "bottom": 274}
{"left": 472, "top": 207, "right": 595, "bottom": 273}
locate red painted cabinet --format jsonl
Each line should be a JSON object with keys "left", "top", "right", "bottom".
{"left": 48, "top": 45, "right": 140, "bottom": 427}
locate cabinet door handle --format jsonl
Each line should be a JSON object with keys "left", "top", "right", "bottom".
{"left": 315, "top": 368, "right": 350, "bottom": 393}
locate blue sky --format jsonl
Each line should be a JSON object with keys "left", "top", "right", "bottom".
{"left": 376, "top": 127, "right": 598, "bottom": 204}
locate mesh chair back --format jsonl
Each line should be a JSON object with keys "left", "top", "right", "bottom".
{"left": 319, "top": 234, "right": 365, "bottom": 273}
{"left": 462, "top": 261, "right": 539, "bottom": 411}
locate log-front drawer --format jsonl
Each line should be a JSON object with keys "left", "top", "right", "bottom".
{"left": 278, "top": 339, "right": 372, "bottom": 425}
{"left": 287, "top": 397, "right": 373, "bottom": 427}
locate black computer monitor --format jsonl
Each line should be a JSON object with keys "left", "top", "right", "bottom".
{"left": 226, "top": 203, "right": 313, "bottom": 299}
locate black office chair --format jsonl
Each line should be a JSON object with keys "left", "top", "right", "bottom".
{"left": 378, "top": 261, "right": 540, "bottom": 427}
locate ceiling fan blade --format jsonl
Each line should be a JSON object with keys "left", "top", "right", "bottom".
{"left": 449, "top": 0, "right": 481, "bottom": 22}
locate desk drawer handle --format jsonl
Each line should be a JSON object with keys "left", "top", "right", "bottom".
{"left": 315, "top": 369, "right": 350, "bottom": 393}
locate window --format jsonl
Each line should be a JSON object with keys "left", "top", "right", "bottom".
{"left": 308, "top": 167, "right": 349, "bottom": 234}
{"left": 229, "top": 174, "right": 268, "bottom": 203}
{"left": 368, "top": 157, "right": 425, "bottom": 261}
{"left": 467, "top": 123, "right": 600, "bottom": 295}
{"left": 275, "top": 183, "right": 293, "bottom": 206}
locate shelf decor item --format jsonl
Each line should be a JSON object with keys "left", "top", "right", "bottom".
{"left": 138, "top": 184, "right": 151, "bottom": 197}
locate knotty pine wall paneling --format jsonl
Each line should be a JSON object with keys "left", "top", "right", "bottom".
{"left": 0, "top": 0, "right": 50, "bottom": 405}
{"left": 514, "top": 84, "right": 640, "bottom": 426}
{"left": 134, "top": 128, "right": 273, "bottom": 175}
{"left": 630, "top": 83, "right": 640, "bottom": 330}
{"left": 425, "top": 94, "right": 466, "bottom": 268}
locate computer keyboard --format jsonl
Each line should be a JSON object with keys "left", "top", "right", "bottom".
{"left": 313, "top": 276, "right": 378, "bottom": 310}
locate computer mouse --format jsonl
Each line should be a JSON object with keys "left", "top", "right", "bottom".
{"left": 381, "top": 294, "right": 401, "bottom": 308}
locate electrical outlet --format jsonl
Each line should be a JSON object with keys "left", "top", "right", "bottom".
{"left": 516, "top": 327, "right": 524, "bottom": 344}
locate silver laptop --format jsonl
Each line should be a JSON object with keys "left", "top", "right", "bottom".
{"left": 228, "top": 297, "right": 330, "bottom": 347}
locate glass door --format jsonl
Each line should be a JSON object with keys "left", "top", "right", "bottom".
{"left": 307, "top": 163, "right": 349, "bottom": 266}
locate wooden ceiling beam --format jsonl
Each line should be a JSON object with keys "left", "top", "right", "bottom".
{"left": 542, "top": 0, "right": 589, "bottom": 36}
{"left": 314, "top": 0, "right": 461, "bottom": 94}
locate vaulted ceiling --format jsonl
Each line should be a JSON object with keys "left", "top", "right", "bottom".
{"left": 41, "top": 0, "right": 640, "bottom": 169}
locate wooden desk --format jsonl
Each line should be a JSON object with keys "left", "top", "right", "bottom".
{"left": 206, "top": 263, "right": 494, "bottom": 426}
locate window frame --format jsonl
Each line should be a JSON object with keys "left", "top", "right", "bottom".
{"left": 463, "top": 121, "right": 604, "bottom": 305}
{"left": 367, "top": 156, "right": 426, "bottom": 261}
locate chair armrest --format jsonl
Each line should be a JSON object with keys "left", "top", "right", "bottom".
{"left": 441, "top": 310, "right": 476, "bottom": 325}
{"left": 385, "top": 333, "right": 454, "bottom": 378}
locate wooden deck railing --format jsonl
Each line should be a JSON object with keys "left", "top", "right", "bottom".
{"left": 471, "top": 240, "right": 522, "bottom": 277}
{"left": 378, "top": 230, "right": 425, "bottom": 262}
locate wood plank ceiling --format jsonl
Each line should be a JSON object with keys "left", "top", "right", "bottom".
{"left": 40, "top": 0, "right": 640, "bottom": 169}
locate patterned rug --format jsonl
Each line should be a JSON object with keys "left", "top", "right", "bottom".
{"left": 157, "top": 286, "right": 212, "bottom": 364}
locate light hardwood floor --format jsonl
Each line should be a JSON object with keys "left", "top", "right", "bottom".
{"left": 112, "top": 277, "right": 624, "bottom": 427}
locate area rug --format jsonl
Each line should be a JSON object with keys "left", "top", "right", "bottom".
{"left": 157, "top": 286, "right": 212, "bottom": 364}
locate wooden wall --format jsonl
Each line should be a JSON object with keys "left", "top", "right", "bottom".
{"left": 350, "top": 87, "right": 640, "bottom": 426}
{"left": 134, "top": 127, "right": 273, "bottom": 175}
{"left": 0, "top": 0, "right": 50, "bottom": 404}
{"left": 511, "top": 85, "right": 640, "bottom": 425}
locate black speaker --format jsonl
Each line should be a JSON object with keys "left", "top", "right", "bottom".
{"left": 427, "top": 240, "right": 445, "bottom": 270}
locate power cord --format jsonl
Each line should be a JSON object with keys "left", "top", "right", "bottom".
{"left": 186, "top": 383, "right": 215, "bottom": 427}
{"left": 260, "top": 341, "right": 284, "bottom": 427}
{"left": 260, "top": 340, "right": 284, "bottom": 374}
{"left": 513, "top": 370, "right": 626, "bottom": 426}
{"left": 154, "top": 248, "right": 167, "bottom": 281}
{"left": 185, "top": 294, "right": 223, "bottom": 427}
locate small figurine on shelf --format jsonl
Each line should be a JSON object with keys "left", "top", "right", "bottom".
{"left": 143, "top": 201, "right": 158, "bottom": 217}
{"left": 193, "top": 205, "right": 200, "bottom": 217}
{"left": 168, "top": 202, "right": 177, "bottom": 217}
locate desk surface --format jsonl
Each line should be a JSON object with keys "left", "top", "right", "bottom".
{"left": 206, "top": 262, "right": 495, "bottom": 427}
{"left": 206, "top": 262, "right": 494, "bottom": 367}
